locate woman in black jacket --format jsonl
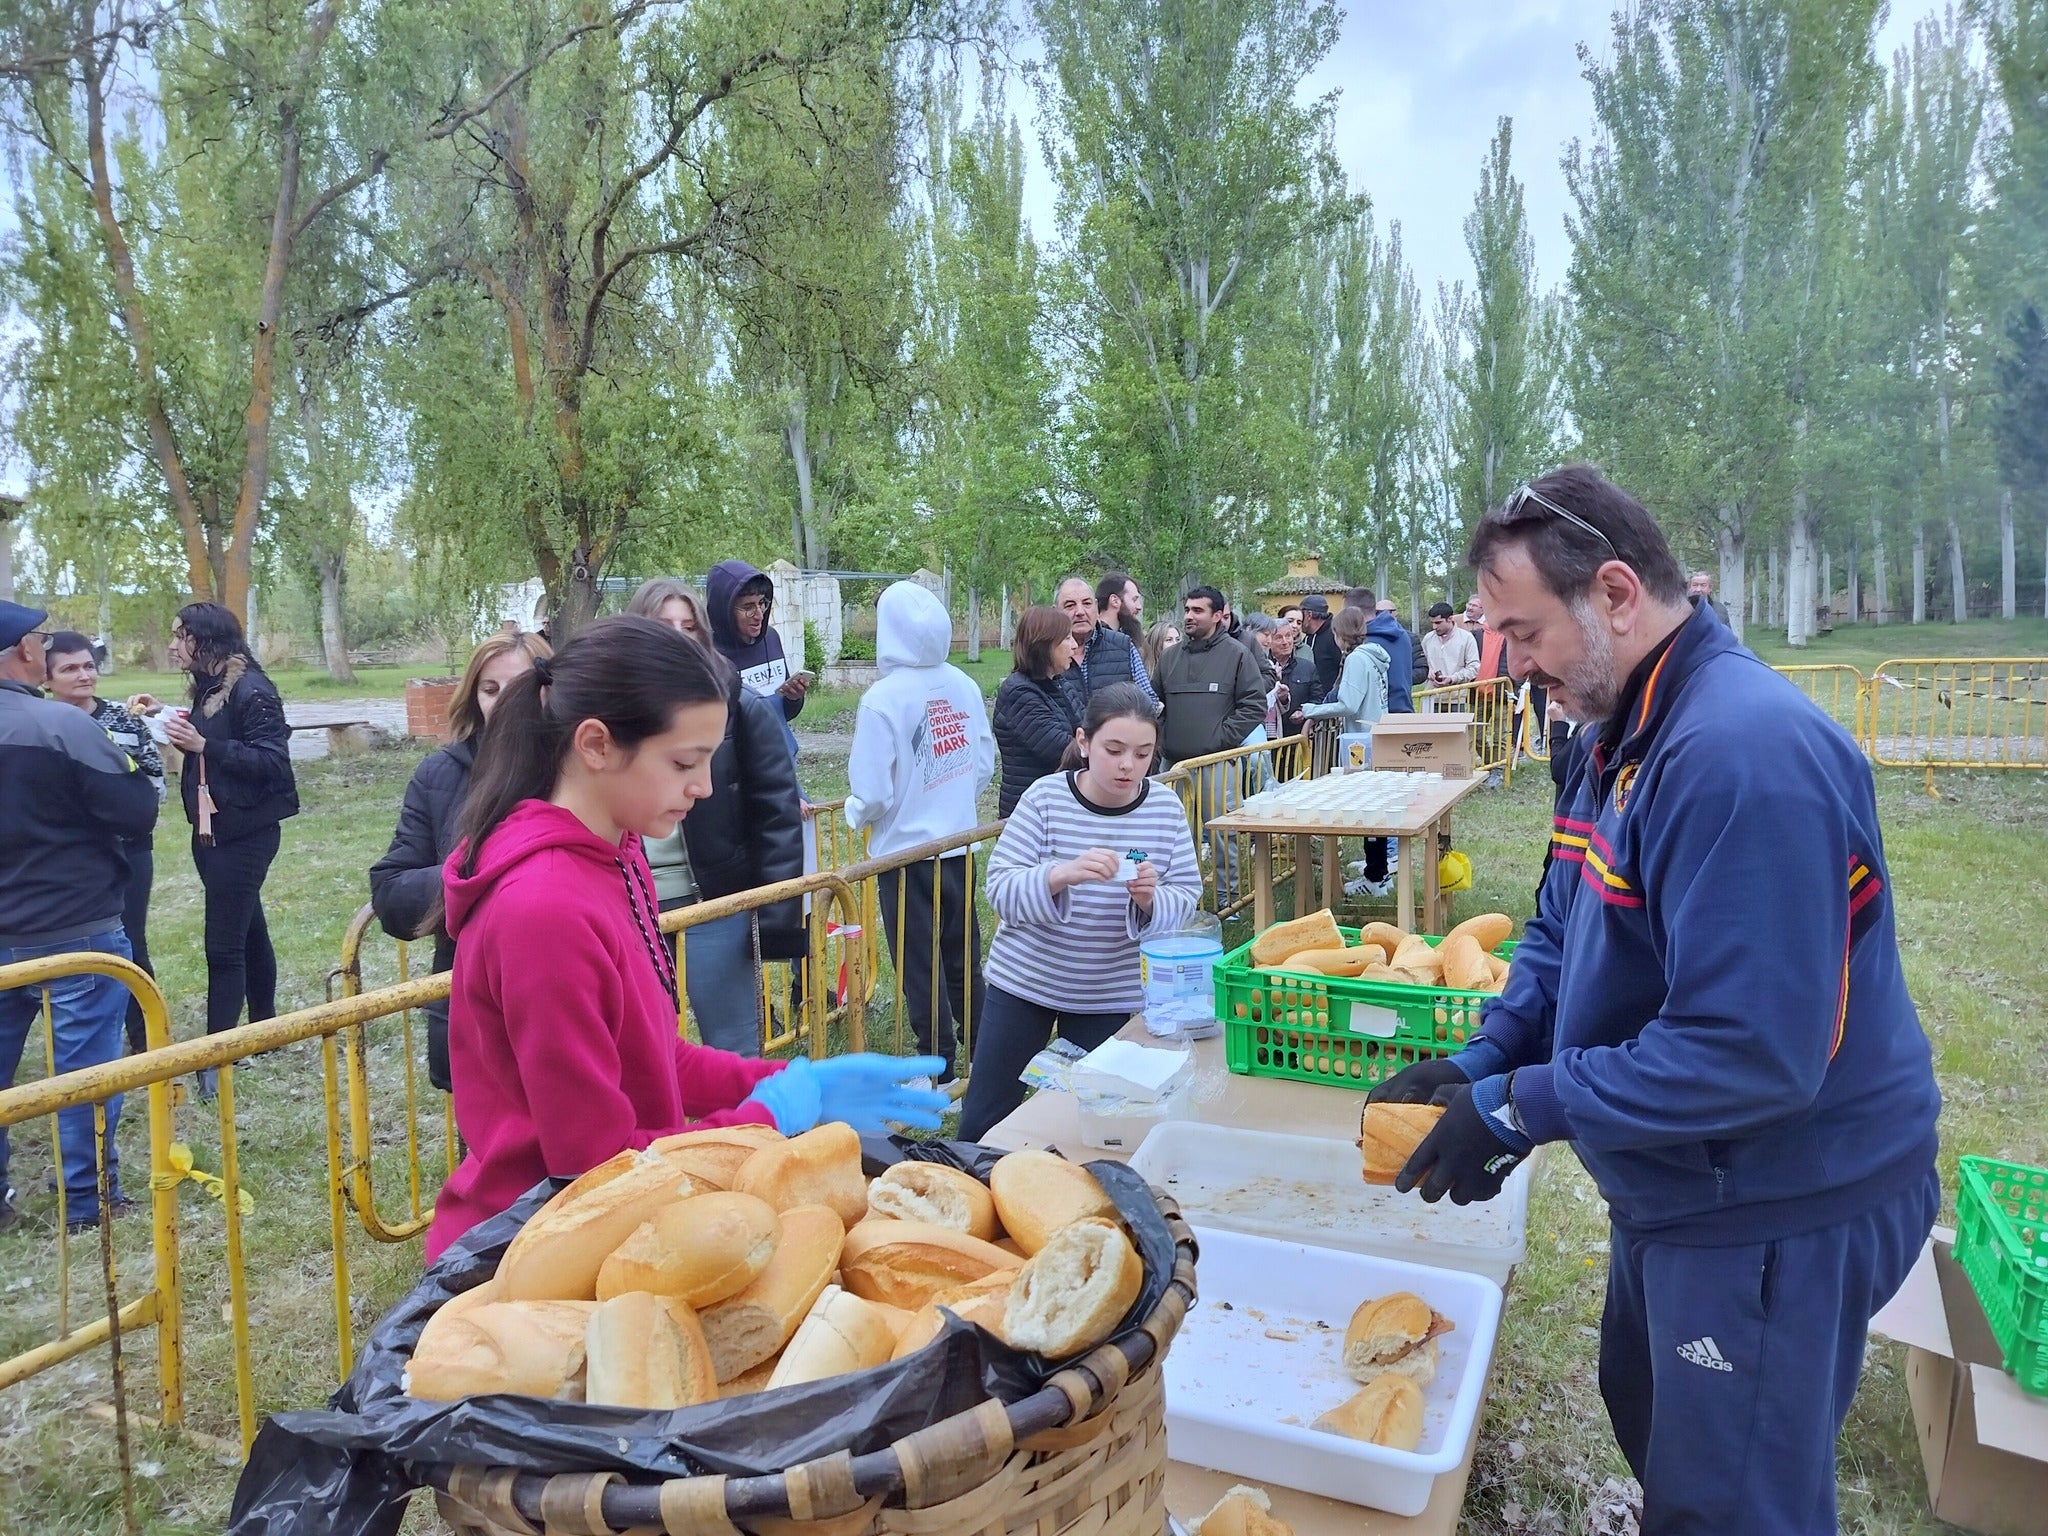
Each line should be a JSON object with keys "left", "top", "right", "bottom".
{"left": 368, "top": 630, "right": 550, "bottom": 1089}
{"left": 161, "top": 604, "right": 299, "bottom": 1059}
{"left": 993, "top": 606, "right": 1084, "bottom": 818}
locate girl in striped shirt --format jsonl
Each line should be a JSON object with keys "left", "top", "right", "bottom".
{"left": 958, "top": 684, "right": 1201, "bottom": 1140}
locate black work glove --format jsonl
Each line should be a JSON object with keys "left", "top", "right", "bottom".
{"left": 1394, "top": 1081, "right": 1526, "bottom": 1205}
{"left": 1367, "top": 1056, "right": 1470, "bottom": 1105}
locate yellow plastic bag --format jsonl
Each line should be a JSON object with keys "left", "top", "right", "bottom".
{"left": 1438, "top": 850, "right": 1473, "bottom": 892}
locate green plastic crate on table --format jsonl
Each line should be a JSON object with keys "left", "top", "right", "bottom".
{"left": 1954, "top": 1155, "right": 2048, "bottom": 1396}
{"left": 1217, "top": 928, "right": 1516, "bottom": 1090}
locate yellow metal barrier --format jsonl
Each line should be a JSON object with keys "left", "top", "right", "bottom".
{"left": 1773, "top": 663, "right": 1869, "bottom": 743}
{"left": 1159, "top": 733, "right": 1318, "bottom": 917}
{"left": 1867, "top": 658, "right": 2048, "bottom": 776}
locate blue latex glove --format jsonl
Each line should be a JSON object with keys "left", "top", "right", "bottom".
{"left": 743, "top": 1054, "right": 952, "bottom": 1136}
{"left": 814, "top": 1053, "right": 952, "bottom": 1133}
{"left": 743, "top": 1058, "right": 823, "bottom": 1135}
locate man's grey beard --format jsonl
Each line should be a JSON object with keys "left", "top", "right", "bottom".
{"left": 1553, "top": 600, "right": 1621, "bottom": 725}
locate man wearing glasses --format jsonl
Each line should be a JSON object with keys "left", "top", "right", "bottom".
{"left": 1368, "top": 466, "right": 1939, "bottom": 1534}
{"left": 0, "top": 601, "right": 159, "bottom": 1232}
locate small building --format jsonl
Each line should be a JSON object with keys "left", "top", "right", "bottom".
{"left": 1257, "top": 556, "right": 1352, "bottom": 617}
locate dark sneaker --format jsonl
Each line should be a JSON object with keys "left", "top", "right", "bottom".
{"left": 64, "top": 1194, "right": 137, "bottom": 1235}
{"left": 0, "top": 1188, "right": 19, "bottom": 1232}
{"left": 193, "top": 1067, "right": 218, "bottom": 1101}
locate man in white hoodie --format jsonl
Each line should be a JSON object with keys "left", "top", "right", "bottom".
{"left": 845, "top": 582, "right": 997, "bottom": 1080}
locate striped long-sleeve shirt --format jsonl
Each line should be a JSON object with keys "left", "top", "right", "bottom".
{"left": 984, "top": 771, "right": 1202, "bottom": 1012}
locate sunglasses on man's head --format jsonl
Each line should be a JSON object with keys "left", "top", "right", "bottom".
{"left": 1505, "top": 483, "right": 1618, "bottom": 558}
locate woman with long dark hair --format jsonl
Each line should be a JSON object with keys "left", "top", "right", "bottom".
{"left": 993, "top": 605, "right": 1082, "bottom": 818}
{"left": 425, "top": 615, "right": 945, "bottom": 1260}
{"left": 369, "top": 629, "right": 551, "bottom": 1091}
{"left": 161, "top": 604, "right": 297, "bottom": 1088}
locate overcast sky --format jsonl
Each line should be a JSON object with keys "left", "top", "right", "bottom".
{"left": 1014, "top": 0, "right": 1926, "bottom": 309}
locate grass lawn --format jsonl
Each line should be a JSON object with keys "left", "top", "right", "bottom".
{"left": 1745, "top": 615, "right": 2048, "bottom": 673}
{"left": 110, "top": 664, "right": 431, "bottom": 705}
{"left": 1, "top": 730, "right": 2044, "bottom": 1530}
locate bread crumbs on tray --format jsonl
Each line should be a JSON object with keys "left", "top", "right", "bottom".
{"left": 1263, "top": 1329, "right": 1299, "bottom": 1342}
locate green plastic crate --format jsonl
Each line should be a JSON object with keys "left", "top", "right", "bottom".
{"left": 1955, "top": 1156, "right": 2048, "bottom": 1396}
{"left": 1216, "top": 928, "right": 1515, "bottom": 1090}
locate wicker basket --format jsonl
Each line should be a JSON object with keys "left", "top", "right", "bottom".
{"left": 426, "top": 1195, "right": 1198, "bottom": 1536}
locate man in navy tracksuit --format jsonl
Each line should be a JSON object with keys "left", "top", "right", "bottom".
{"left": 1371, "top": 465, "right": 1940, "bottom": 1535}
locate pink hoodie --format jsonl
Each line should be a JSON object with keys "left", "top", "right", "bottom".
{"left": 424, "top": 800, "right": 782, "bottom": 1260}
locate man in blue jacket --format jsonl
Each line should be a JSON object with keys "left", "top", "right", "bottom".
{"left": 1348, "top": 587, "right": 1415, "bottom": 714}
{"left": 0, "top": 601, "right": 159, "bottom": 1231}
{"left": 1370, "top": 466, "right": 1939, "bottom": 1536}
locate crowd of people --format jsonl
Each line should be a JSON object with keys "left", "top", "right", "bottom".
{"left": 0, "top": 556, "right": 1529, "bottom": 1240}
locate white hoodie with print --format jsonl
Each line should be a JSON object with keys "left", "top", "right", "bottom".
{"left": 845, "top": 582, "right": 996, "bottom": 860}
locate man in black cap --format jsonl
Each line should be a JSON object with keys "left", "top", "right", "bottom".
{"left": 1297, "top": 594, "right": 1341, "bottom": 706}
{"left": 0, "top": 601, "right": 158, "bottom": 1231}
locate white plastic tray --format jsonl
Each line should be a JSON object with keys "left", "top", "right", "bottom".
{"left": 1129, "top": 1122, "right": 1527, "bottom": 1284}
{"left": 1165, "top": 1225, "right": 1503, "bottom": 1516}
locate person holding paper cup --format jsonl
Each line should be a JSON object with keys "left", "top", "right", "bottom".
{"left": 957, "top": 685, "right": 1200, "bottom": 1141}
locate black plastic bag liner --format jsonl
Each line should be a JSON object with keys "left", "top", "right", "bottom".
{"left": 229, "top": 1137, "right": 1173, "bottom": 1536}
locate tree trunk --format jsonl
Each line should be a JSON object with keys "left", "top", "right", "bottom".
{"left": 1768, "top": 544, "right": 1781, "bottom": 629}
{"left": 1375, "top": 556, "right": 1390, "bottom": 605}
{"left": 1820, "top": 547, "right": 1831, "bottom": 626}
{"left": 1912, "top": 523, "right": 1926, "bottom": 624}
{"left": 965, "top": 584, "right": 982, "bottom": 662}
{"left": 1407, "top": 552, "right": 1422, "bottom": 633}
{"left": 1871, "top": 512, "right": 1890, "bottom": 624}
{"left": 1848, "top": 535, "right": 1860, "bottom": 626}
{"left": 1786, "top": 514, "right": 1810, "bottom": 648}
{"left": 998, "top": 588, "right": 1016, "bottom": 648}
{"left": 1718, "top": 523, "right": 1747, "bottom": 643}
{"left": 1946, "top": 519, "right": 1966, "bottom": 624}
{"left": 2000, "top": 490, "right": 2016, "bottom": 620}
{"left": 318, "top": 553, "right": 355, "bottom": 684}
{"left": 555, "top": 564, "right": 602, "bottom": 642}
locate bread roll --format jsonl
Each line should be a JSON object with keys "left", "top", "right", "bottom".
{"left": 1274, "top": 946, "right": 1383, "bottom": 978}
{"left": 647, "top": 1123, "right": 786, "bottom": 1189}
{"left": 699, "top": 1204, "right": 845, "bottom": 1381}
{"left": 435, "top": 1277, "right": 501, "bottom": 1326}
{"left": 595, "top": 1191, "right": 781, "bottom": 1307}
{"left": 733, "top": 1122, "right": 868, "bottom": 1230}
{"left": 1312, "top": 1375, "right": 1424, "bottom": 1451}
{"left": 838, "top": 1219, "right": 1021, "bottom": 1309}
{"left": 499, "top": 1150, "right": 714, "bottom": 1300}
{"left": 1003, "top": 1217, "right": 1143, "bottom": 1358}
{"left": 866, "top": 1162, "right": 999, "bottom": 1240}
{"left": 1442, "top": 912, "right": 1512, "bottom": 953}
{"left": 988, "top": 1149, "right": 1117, "bottom": 1255}
{"left": 1251, "top": 909, "right": 1343, "bottom": 967}
{"left": 1343, "top": 1291, "right": 1452, "bottom": 1385}
{"left": 584, "top": 1291, "right": 716, "bottom": 1409}
{"left": 720, "top": 1354, "right": 782, "bottom": 1397}
{"left": 1359, "top": 1103, "right": 1442, "bottom": 1185}
{"left": 891, "top": 1273, "right": 1017, "bottom": 1359}
{"left": 1387, "top": 935, "right": 1444, "bottom": 980}
{"left": 766, "top": 1285, "right": 896, "bottom": 1389}
{"left": 1357, "top": 922, "right": 1407, "bottom": 956}
{"left": 1195, "top": 1486, "right": 1295, "bottom": 1536}
{"left": 1438, "top": 933, "right": 1492, "bottom": 992}
{"left": 405, "top": 1300, "right": 596, "bottom": 1400}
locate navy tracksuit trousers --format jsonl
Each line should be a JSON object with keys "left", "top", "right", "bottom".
{"left": 1599, "top": 1166, "right": 1937, "bottom": 1535}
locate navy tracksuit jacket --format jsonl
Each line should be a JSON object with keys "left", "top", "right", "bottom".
{"left": 1454, "top": 600, "right": 1940, "bottom": 1534}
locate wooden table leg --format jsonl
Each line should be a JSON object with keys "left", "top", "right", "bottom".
{"left": 1424, "top": 815, "right": 1444, "bottom": 932}
{"left": 1291, "top": 835, "right": 1313, "bottom": 917}
{"left": 1395, "top": 837, "right": 1415, "bottom": 932}
{"left": 1322, "top": 836, "right": 1340, "bottom": 911}
{"left": 1254, "top": 835, "right": 1275, "bottom": 932}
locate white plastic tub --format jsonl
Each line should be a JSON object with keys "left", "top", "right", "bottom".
{"left": 1164, "top": 1225, "right": 1504, "bottom": 1516}
{"left": 1128, "top": 1122, "right": 1527, "bottom": 1284}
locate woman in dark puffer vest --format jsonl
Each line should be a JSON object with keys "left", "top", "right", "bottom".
{"left": 369, "top": 630, "right": 551, "bottom": 1089}
{"left": 160, "top": 604, "right": 299, "bottom": 1077}
{"left": 993, "top": 606, "right": 1084, "bottom": 818}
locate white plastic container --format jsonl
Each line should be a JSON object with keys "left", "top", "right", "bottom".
{"left": 1071, "top": 1038, "right": 1194, "bottom": 1152}
{"left": 1128, "top": 1123, "right": 1527, "bottom": 1285}
{"left": 1140, "top": 913, "right": 1224, "bottom": 1038}
{"left": 1164, "top": 1225, "right": 1503, "bottom": 1516}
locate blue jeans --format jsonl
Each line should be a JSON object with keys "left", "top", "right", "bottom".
{"left": 0, "top": 929, "right": 131, "bottom": 1223}
{"left": 670, "top": 909, "right": 765, "bottom": 1058}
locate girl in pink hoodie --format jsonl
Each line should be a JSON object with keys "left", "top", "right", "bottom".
{"left": 426, "top": 616, "right": 945, "bottom": 1260}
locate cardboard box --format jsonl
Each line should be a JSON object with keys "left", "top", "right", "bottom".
{"left": 1372, "top": 714, "right": 1474, "bottom": 778}
{"left": 1869, "top": 1228, "right": 2048, "bottom": 1535}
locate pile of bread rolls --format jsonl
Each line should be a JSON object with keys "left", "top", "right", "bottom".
{"left": 404, "top": 1126, "right": 1146, "bottom": 1411}
{"left": 1246, "top": 909, "right": 1513, "bottom": 994}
